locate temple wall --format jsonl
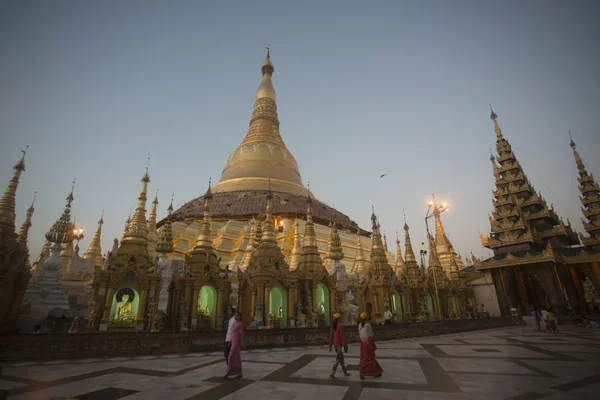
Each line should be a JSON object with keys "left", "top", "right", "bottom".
{"left": 469, "top": 270, "right": 501, "bottom": 316}
{"left": 167, "top": 218, "right": 395, "bottom": 270}
{"left": 0, "top": 317, "right": 518, "bottom": 362}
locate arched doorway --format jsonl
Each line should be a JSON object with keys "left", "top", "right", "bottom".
{"left": 316, "top": 283, "right": 331, "bottom": 326}
{"left": 198, "top": 285, "right": 217, "bottom": 328}
{"left": 269, "top": 287, "right": 287, "bottom": 328}
{"left": 426, "top": 293, "right": 434, "bottom": 319}
{"left": 110, "top": 287, "right": 140, "bottom": 323}
{"left": 393, "top": 292, "right": 403, "bottom": 322}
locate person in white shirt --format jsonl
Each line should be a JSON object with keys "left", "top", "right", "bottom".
{"left": 358, "top": 312, "right": 383, "bottom": 379}
{"left": 224, "top": 307, "right": 236, "bottom": 364}
{"left": 383, "top": 307, "right": 393, "bottom": 324}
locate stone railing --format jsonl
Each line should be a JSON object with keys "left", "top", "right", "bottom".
{"left": 0, "top": 318, "right": 518, "bottom": 362}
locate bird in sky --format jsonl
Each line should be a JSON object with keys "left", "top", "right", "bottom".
{"left": 380, "top": 174, "right": 387, "bottom": 178}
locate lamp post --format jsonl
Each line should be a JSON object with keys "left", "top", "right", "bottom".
{"left": 425, "top": 197, "right": 449, "bottom": 320}
{"left": 73, "top": 227, "right": 84, "bottom": 248}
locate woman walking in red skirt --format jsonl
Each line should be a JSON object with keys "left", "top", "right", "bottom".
{"left": 358, "top": 312, "right": 383, "bottom": 379}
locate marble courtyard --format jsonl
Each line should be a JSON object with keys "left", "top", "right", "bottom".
{"left": 1, "top": 325, "right": 599, "bottom": 400}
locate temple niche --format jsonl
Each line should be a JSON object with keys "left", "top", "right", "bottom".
{"left": 166, "top": 185, "right": 231, "bottom": 331}
{"left": 86, "top": 168, "right": 162, "bottom": 332}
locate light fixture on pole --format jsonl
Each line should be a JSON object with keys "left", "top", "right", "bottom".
{"left": 425, "top": 194, "right": 450, "bottom": 320}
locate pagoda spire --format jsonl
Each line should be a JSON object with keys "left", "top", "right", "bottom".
{"left": 239, "top": 217, "right": 257, "bottom": 271}
{"left": 156, "top": 193, "right": 175, "bottom": 254}
{"left": 303, "top": 191, "right": 317, "bottom": 247}
{"left": 46, "top": 186, "right": 75, "bottom": 246}
{"left": 403, "top": 220, "right": 417, "bottom": 263}
{"left": 122, "top": 162, "right": 150, "bottom": 245}
{"left": 368, "top": 207, "right": 393, "bottom": 280}
{"left": 259, "top": 185, "right": 277, "bottom": 246}
{"left": 483, "top": 108, "right": 578, "bottom": 253}
{"left": 147, "top": 189, "right": 159, "bottom": 257}
{"left": 394, "top": 231, "right": 405, "bottom": 276}
{"left": 194, "top": 180, "right": 214, "bottom": 250}
{"left": 570, "top": 132, "right": 600, "bottom": 250}
{"left": 490, "top": 105, "right": 503, "bottom": 140}
{"left": 352, "top": 232, "right": 368, "bottom": 276}
{"left": 0, "top": 146, "right": 27, "bottom": 235}
{"left": 213, "top": 48, "right": 305, "bottom": 196}
{"left": 16, "top": 191, "right": 36, "bottom": 267}
{"left": 288, "top": 218, "right": 303, "bottom": 271}
{"left": 83, "top": 211, "right": 104, "bottom": 267}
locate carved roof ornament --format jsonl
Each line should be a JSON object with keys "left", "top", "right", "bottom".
{"left": 46, "top": 181, "right": 76, "bottom": 245}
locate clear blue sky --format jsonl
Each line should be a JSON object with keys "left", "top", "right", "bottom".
{"left": 1, "top": 1, "right": 599, "bottom": 261}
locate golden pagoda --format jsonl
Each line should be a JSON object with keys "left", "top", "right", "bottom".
{"left": 158, "top": 50, "right": 395, "bottom": 271}
{"left": 0, "top": 149, "right": 31, "bottom": 333}
{"left": 475, "top": 108, "right": 599, "bottom": 315}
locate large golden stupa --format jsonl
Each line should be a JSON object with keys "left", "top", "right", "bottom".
{"left": 161, "top": 50, "right": 382, "bottom": 268}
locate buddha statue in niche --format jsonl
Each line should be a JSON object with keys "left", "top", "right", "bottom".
{"left": 115, "top": 288, "right": 135, "bottom": 321}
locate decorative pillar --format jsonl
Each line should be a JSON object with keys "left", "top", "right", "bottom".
{"left": 191, "top": 287, "right": 200, "bottom": 330}
{"left": 264, "top": 286, "right": 271, "bottom": 319}
{"left": 287, "top": 286, "right": 295, "bottom": 328}
{"left": 217, "top": 288, "right": 226, "bottom": 329}
{"left": 137, "top": 288, "right": 149, "bottom": 331}
{"left": 99, "top": 286, "right": 116, "bottom": 332}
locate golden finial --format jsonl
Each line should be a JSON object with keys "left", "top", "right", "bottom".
{"left": 489, "top": 105, "right": 503, "bottom": 140}
{"left": 204, "top": 177, "right": 212, "bottom": 200}
{"left": 66, "top": 179, "right": 76, "bottom": 207}
{"left": 569, "top": 130, "right": 576, "bottom": 149}
{"left": 83, "top": 210, "right": 104, "bottom": 267}
{"left": 153, "top": 186, "right": 159, "bottom": 205}
{"left": 168, "top": 191, "right": 175, "bottom": 215}
{"left": 262, "top": 45, "right": 274, "bottom": 75}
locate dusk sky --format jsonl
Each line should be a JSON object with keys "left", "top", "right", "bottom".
{"left": 1, "top": 1, "right": 599, "bottom": 262}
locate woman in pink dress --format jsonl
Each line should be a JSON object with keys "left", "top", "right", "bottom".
{"left": 224, "top": 311, "right": 244, "bottom": 379}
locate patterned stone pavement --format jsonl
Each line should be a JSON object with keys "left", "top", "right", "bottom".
{"left": 1, "top": 325, "right": 599, "bottom": 399}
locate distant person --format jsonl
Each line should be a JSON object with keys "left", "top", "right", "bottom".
{"left": 328, "top": 313, "right": 350, "bottom": 379}
{"left": 224, "top": 311, "right": 244, "bottom": 379}
{"left": 384, "top": 307, "right": 393, "bottom": 324}
{"left": 546, "top": 311, "right": 558, "bottom": 333}
{"left": 530, "top": 309, "right": 541, "bottom": 332}
{"left": 224, "top": 307, "right": 236, "bottom": 364}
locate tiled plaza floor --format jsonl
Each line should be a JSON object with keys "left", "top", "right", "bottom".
{"left": 1, "top": 325, "right": 599, "bottom": 399}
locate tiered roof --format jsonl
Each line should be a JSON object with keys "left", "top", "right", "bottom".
{"left": 570, "top": 135, "right": 600, "bottom": 251}
{"left": 481, "top": 108, "right": 578, "bottom": 254}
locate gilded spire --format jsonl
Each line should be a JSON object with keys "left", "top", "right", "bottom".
{"left": 395, "top": 231, "right": 405, "bottom": 273}
{"left": 403, "top": 220, "right": 417, "bottom": 262}
{"left": 213, "top": 48, "right": 305, "bottom": 197}
{"left": 257, "top": 45, "right": 275, "bottom": 100}
{"left": 327, "top": 214, "right": 344, "bottom": 261}
{"left": 156, "top": 193, "right": 174, "bottom": 254}
{"left": 259, "top": 186, "right": 277, "bottom": 245}
{"left": 303, "top": 190, "right": 317, "bottom": 247}
{"left": 194, "top": 180, "right": 214, "bottom": 250}
{"left": 288, "top": 218, "right": 303, "bottom": 271}
{"left": 16, "top": 191, "right": 36, "bottom": 267}
{"left": 147, "top": 189, "right": 159, "bottom": 256}
{"left": 239, "top": 217, "right": 256, "bottom": 271}
{"left": 0, "top": 146, "right": 27, "bottom": 234}
{"left": 352, "top": 232, "right": 368, "bottom": 276}
{"left": 46, "top": 184, "right": 75, "bottom": 245}
{"left": 123, "top": 162, "right": 150, "bottom": 244}
{"left": 83, "top": 211, "right": 104, "bottom": 267}
{"left": 383, "top": 231, "right": 389, "bottom": 252}
{"left": 490, "top": 105, "right": 503, "bottom": 140}
{"left": 569, "top": 132, "right": 600, "bottom": 250}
